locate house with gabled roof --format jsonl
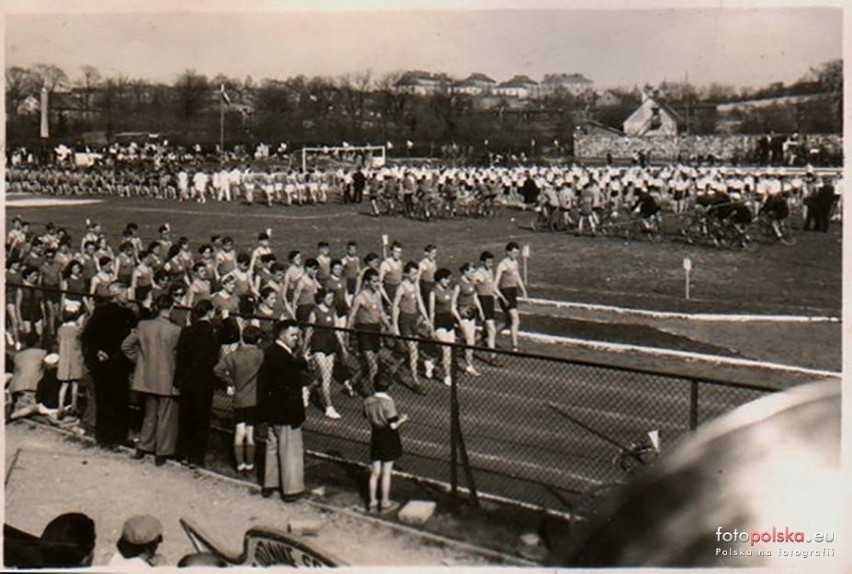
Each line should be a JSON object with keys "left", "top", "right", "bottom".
{"left": 453, "top": 73, "right": 496, "bottom": 96}
{"left": 541, "top": 73, "right": 594, "bottom": 96}
{"left": 623, "top": 91, "right": 679, "bottom": 137}
{"left": 495, "top": 75, "right": 539, "bottom": 99}
{"left": 394, "top": 71, "right": 452, "bottom": 95}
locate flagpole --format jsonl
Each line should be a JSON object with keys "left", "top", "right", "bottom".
{"left": 219, "top": 85, "right": 225, "bottom": 164}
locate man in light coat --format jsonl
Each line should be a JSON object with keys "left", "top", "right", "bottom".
{"left": 121, "top": 294, "right": 182, "bottom": 466}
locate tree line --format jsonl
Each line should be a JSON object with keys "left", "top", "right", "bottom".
{"left": 5, "top": 60, "right": 842, "bottom": 152}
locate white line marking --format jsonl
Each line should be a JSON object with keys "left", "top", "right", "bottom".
{"left": 522, "top": 296, "right": 840, "bottom": 323}
{"left": 6, "top": 198, "right": 105, "bottom": 207}
{"left": 93, "top": 204, "right": 357, "bottom": 221}
{"left": 515, "top": 330, "right": 841, "bottom": 378}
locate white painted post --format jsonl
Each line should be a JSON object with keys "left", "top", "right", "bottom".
{"left": 683, "top": 257, "right": 692, "bottom": 300}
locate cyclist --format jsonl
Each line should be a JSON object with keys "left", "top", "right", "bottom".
{"left": 760, "top": 191, "right": 791, "bottom": 240}
{"left": 631, "top": 188, "right": 662, "bottom": 234}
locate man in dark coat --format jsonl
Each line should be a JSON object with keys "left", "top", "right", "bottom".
{"left": 175, "top": 300, "right": 221, "bottom": 468}
{"left": 81, "top": 282, "right": 138, "bottom": 448}
{"left": 258, "top": 320, "right": 311, "bottom": 501}
{"left": 351, "top": 168, "right": 366, "bottom": 204}
{"left": 815, "top": 177, "right": 837, "bottom": 232}
{"left": 521, "top": 172, "right": 540, "bottom": 206}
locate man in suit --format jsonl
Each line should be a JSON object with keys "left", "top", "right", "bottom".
{"left": 81, "top": 281, "right": 138, "bottom": 449}
{"left": 352, "top": 168, "right": 366, "bottom": 204}
{"left": 175, "top": 299, "right": 220, "bottom": 469}
{"left": 121, "top": 294, "right": 182, "bottom": 466}
{"left": 259, "top": 320, "right": 311, "bottom": 501}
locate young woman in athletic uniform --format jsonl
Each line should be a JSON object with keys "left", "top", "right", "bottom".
{"left": 305, "top": 289, "right": 345, "bottom": 419}
{"left": 429, "top": 268, "right": 460, "bottom": 387}
{"left": 292, "top": 258, "right": 321, "bottom": 323}
{"left": 455, "top": 263, "right": 484, "bottom": 376}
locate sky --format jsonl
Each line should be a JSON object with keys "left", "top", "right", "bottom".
{"left": 3, "top": 1, "right": 843, "bottom": 90}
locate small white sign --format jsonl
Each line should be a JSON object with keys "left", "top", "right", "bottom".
{"left": 521, "top": 244, "right": 530, "bottom": 258}
{"left": 648, "top": 430, "right": 661, "bottom": 452}
{"left": 381, "top": 234, "right": 389, "bottom": 245}
{"left": 683, "top": 257, "right": 692, "bottom": 272}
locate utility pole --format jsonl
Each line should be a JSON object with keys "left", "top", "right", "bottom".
{"left": 684, "top": 71, "right": 690, "bottom": 135}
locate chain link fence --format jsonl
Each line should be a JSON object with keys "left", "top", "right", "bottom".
{"left": 7, "top": 282, "right": 777, "bottom": 514}
{"left": 208, "top": 321, "right": 773, "bottom": 513}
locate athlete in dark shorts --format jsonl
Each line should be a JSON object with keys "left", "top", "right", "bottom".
{"left": 392, "top": 262, "right": 431, "bottom": 390}
{"left": 342, "top": 241, "right": 360, "bottom": 296}
{"left": 495, "top": 242, "right": 527, "bottom": 352}
{"left": 474, "top": 251, "right": 504, "bottom": 365}
{"left": 379, "top": 242, "right": 403, "bottom": 308}
{"left": 429, "top": 268, "right": 458, "bottom": 387}
{"left": 348, "top": 269, "right": 390, "bottom": 394}
{"left": 305, "top": 289, "right": 345, "bottom": 419}
{"left": 212, "top": 325, "right": 264, "bottom": 474}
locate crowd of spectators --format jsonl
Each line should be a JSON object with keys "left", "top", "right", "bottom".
{"left": 6, "top": 213, "right": 533, "bottom": 514}
{"left": 574, "top": 134, "right": 843, "bottom": 166}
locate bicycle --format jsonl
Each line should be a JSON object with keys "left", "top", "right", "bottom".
{"left": 750, "top": 213, "right": 796, "bottom": 246}
{"left": 531, "top": 202, "right": 560, "bottom": 232}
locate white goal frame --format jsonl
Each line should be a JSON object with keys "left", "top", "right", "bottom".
{"left": 301, "top": 145, "right": 387, "bottom": 172}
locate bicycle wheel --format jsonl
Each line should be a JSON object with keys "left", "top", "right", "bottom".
{"left": 780, "top": 230, "right": 797, "bottom": 246}
{"left": 531, "top": 210, "right": 547, "bottom": 231}
{"left": 682, "top": 220, "right": 705, "bottom": 245}
{"left": 616, "top": 445, "right": 658, "bottom": 475}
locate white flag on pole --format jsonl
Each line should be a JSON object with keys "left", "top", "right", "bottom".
{"left": 220, "top": 84, "right": 231, "bottom": 105}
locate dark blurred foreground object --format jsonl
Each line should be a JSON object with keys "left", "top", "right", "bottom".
{"left": 178, "top": 552, "right": 228, "bottom": 567}
{"left": 179, "top": 517, "right": 345, "bottom": 567}
{"left": 4, "top": 512, "right": 95, "bottom": 568}
{"left": 562, "top": 378, "right": 841, "bottom": 568}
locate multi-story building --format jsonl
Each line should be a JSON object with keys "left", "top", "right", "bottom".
{"left": 540, "top": 73, "right": 594, "bottom": 97}
{"left": 494, "top": 75, "right": 539, "bottom": 99}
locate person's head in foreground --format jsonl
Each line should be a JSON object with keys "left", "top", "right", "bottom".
{"left": 559, "top": 378, "right": 841, "bottom": 569}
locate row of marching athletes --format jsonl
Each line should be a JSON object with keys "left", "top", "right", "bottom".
{"left": 346, "top": 240, "right": 528, "bottom": 393}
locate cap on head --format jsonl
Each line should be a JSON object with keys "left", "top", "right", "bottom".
{"left": 120, "top": 515, "right": 163, "bottom": 546}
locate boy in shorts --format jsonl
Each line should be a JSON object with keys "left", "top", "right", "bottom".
{"left": 213, "top": 325, "right": 265, "bottom": 474}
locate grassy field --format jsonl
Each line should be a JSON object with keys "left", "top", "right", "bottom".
{"left": 7, "top": 194, "right": 842, "bottom": 375}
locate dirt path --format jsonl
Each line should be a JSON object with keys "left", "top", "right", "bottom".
{"left": 4, "top": 422, "right": 501, "bottom": 567}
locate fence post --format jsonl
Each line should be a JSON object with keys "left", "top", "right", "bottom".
{"left": 449, "top": 341, "right": 459, "bottom": 500}
{"left": 689, "top": 379, "right": 699, "bottom": 431}
{"left": 450, "top": 352, "right": 480, "bottom": 508}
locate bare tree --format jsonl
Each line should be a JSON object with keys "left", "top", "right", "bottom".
{"left": 338, "top": 70, "right": 373, "bottom": 138}
{"left": 78, "top": 65, "right": 102, "bottom": 112}
{"left": 375, "top": 71, "right": 408, "bottom": 140}
{"left": 174, "top": 69, "right": 210, "bottom": 121}
{"left": 5, "top": 66, "right": 37, "bottom": 115}
{"left": 30, "top": 63, "right": 68, "bottom": 92}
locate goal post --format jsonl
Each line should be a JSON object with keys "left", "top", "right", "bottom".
{"left": 301, "top": 144, "right": 387, "bottom": 172}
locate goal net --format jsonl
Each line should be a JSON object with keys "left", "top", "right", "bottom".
{"left": 301, "top": 145, "right": 386, "bottom": 172}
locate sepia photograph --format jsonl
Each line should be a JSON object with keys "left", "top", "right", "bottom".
{"left": 2, "top": 0, "right": 845, "bottom": 569}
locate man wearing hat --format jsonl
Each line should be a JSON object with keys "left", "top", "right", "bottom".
{"left": 5, "top": 512, "right": 96, "bottom": 568}
{"left": 82, "top": 281, "right": 138, "bottom": 449}
{"left": 109, "top": 515, "right": 165, "bottom": 567}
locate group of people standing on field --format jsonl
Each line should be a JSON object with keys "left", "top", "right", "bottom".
{"left": 6, "top": 214, "right": 529, "bottom": 511}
